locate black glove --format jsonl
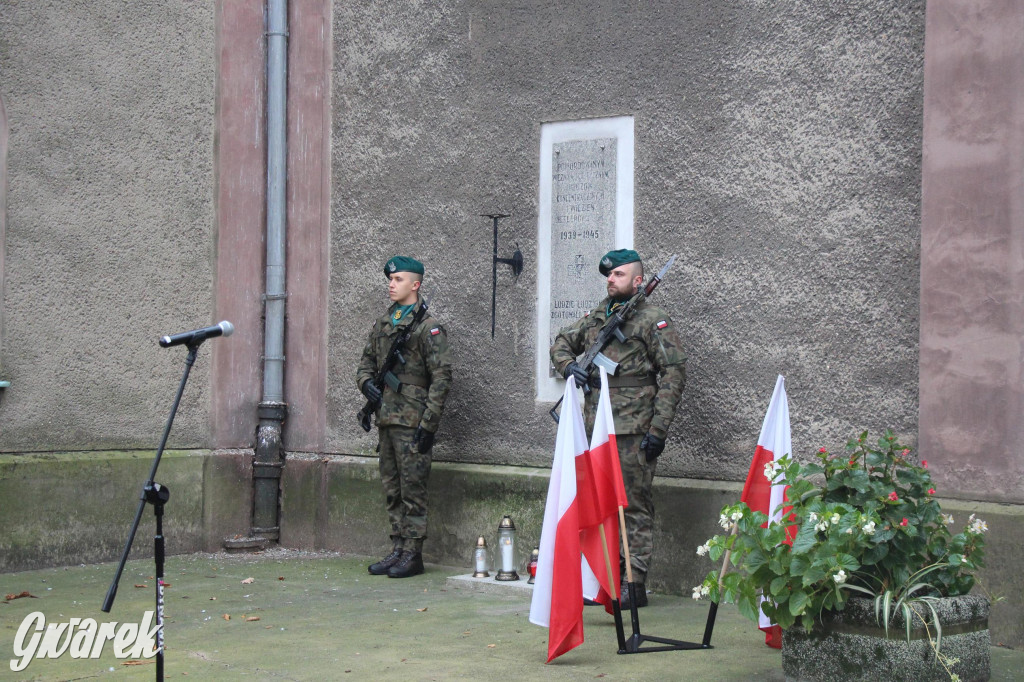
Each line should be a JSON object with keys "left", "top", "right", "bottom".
{"left": 361, "top": 380, "right": 382, "bottom": 403}
{"left": 563, "top": 361, "right": 590, "bottom": 387}
{"left": 640, "top": 433, "right": 665, "bottom": 462}
{"left": 413, "top": 426, "right": 435, "bottom": 453}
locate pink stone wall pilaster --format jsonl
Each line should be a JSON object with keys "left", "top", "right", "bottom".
{"left": 212, "top": 1, "right": 331, "bottom": 451}
{"left": 212, "top": 1, "right": 267, "bottom": 448}
{"left": 284, "top": 0, "right": 332, "bottom": 452}
{"left": 920, "top": 1, "right": 1024, "bottom": 503}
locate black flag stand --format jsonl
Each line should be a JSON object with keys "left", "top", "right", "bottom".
{"left": 102, "top": 341, "right": 202, "bottom": 682}
{"left": 611, "top": 581, "right": 718, "bottom": 654}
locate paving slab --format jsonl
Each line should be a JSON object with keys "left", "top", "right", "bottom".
{"left": 0, "top": 550, "right": 1019, "bottom": 681}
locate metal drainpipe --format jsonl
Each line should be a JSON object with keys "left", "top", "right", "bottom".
{"left": 253, "top": 0, "right": 288, "bottom": 542}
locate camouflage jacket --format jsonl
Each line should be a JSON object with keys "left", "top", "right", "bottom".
{"left": 356, "top": 296, "right": 453, "bottom": 432}
{"left": 550, "top": 297, "right": 685, "bottom": 437}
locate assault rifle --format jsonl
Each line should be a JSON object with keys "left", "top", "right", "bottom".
{"left": 549, "top": 255, "right": 676, "bottom": 423}
{"left": 358, "top": 295, "right": 431, "bottom": 432}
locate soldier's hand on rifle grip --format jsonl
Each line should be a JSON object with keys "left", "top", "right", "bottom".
{"left": 361, "top": 380, "right": 382, "bottom": 404}
{"left": 564, "top": 361, "right": 590, "bottom": 389}
{"left": 640, "top": 432, "right": 665, "bottom": 462}
{"left": 413, "top": 426, "right": 435, "bottom": 453}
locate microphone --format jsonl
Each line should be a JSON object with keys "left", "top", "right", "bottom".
{"left": 159, "top": 321, "right": 234, "bottom": 348}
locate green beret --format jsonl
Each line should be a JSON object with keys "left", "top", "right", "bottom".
{"left": 599, "top": 249, "right": 641, "bottom": 276}
{"left": 383, "top": 256, "right": 424, "bottom": 278}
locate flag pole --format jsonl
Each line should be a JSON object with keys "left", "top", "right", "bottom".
{"left": 700, "top": 522, "right": 737, "bottom": 646}
{"left": 598, "top": 523, "right": 628, "bottom": 652}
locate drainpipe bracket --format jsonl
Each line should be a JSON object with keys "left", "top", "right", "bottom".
{"left": 258, "top": 401, "right": 288, "bottom": 421}
{"left": 253, "top": 461, "right": 284, "bottom": 479}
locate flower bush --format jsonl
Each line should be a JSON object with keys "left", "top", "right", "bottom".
{"left": 695, "top": 430, "right": 988, "bottom": 632}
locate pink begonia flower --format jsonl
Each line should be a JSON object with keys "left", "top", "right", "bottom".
{"left": 819, "top": 447, "right": 827, "bottom": 453}
{"left": 928, "top": 488, "right": 936, "bottom": 495}
{"left": 849, "top": 458, "right": 856, "bottom": 466}
{"left": 921, "top": 459, "right": 928, "bottom": 468}
{"left": 888, "top": 492, "right": 899, "bottom": 502}
{"left": 901, "top": 449, "right": 910, "bottom": 457}
{"left": 900, "top": 518, "right": 908, "bottom": 527}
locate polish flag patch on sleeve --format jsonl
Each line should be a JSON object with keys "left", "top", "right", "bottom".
{"left": 430, "top": 327, "right": 441, "bottom": 336}
{"left": 656, "top": 320, "right": 668, "bottom": 329}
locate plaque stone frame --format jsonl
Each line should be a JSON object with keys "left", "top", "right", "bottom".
{"left": 535, "top": 116, "right": 634, "bottom": 402}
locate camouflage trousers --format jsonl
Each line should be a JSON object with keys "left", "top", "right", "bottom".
{"left": 377, "top": 425, "right": 432, "bottom": 552}
{"left": 617, "top": 433, "right": 656, "bottom": 584}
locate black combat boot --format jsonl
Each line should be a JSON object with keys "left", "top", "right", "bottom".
{"left": 387, "top": 551, "right": 424, "bottom": 578}
{"left": 368, "top": 547, "right": 403, "bottom": 575}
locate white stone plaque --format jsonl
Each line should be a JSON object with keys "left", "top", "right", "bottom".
{"left": 536, "top": 117, "right": 634, "bottom": 402}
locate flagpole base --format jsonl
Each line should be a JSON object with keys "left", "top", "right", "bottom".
{"left": 613, "top": 582, "right": 714, "bottom": 654}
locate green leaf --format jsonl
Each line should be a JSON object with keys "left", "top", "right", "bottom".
{"left": 790, "top": 523, "right": 818, "bottom": 555}
{"left": 802, "top": 564, "right": 827, "bottom": 587}
{"left": 859, "top": 543, "right": 888, "bottom": 566}
{"left": 744, "top": 547, "right": 768, "bottom": 573}
{"left": 736, "top": 592, "right": 760, "bottom": 623}
{"left": 836, "top": 553, "right": 860, "bottom": 572}
{"left": 840, "top": 584, "right": 876, "bottom": 598}
{"left": 770, "top": 575, "right": 789, "bottom": 596}
{"left": 789, "top": 590, "right": 811, "bottom": 616}
{"left": 789, "top": 553, "right": 810, "bottom": 576}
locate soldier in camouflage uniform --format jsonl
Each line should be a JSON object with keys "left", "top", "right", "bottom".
{"left": 357, "top": 256, "right": 453, "bottom": 578}
{"left": 550, "top": 249, "right": 685, "bottom": 607}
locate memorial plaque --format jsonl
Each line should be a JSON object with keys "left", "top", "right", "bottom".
{"left": 535, "top": 116, "right": 633, "bottom": 401}
{"left": 547, "top": 138, "right": 617, "bottom": 374}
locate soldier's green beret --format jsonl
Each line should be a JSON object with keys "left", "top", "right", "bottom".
{"left": 383, "top": 256, "right": 425, "bottom": 278}
{"left": 599, "top": 249, "right": 641, "bottom": 276}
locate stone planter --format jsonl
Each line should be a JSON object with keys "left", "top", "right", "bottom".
{"left": 781, "top": 594, "right": 990, "bottom": 682}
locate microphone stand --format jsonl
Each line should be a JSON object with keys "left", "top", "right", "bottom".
{"left": 102, "top": 341, "right": 201, "bottom": 681}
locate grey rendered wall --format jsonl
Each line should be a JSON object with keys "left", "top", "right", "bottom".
{"left": 0, "top": 1, "right": 216, "bottom": 450}
{"left": 328, "top": 2, "right": 925, "bottom": 481}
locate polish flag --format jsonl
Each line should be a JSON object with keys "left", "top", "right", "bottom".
{"left": 740, "top": 374, "right": 793, "bottom": 649}
{"left": 577, "top": 366, "right": 629, "bottom": 610}
{"left": 529, "top": 377, "right": 587, "bottom": 662}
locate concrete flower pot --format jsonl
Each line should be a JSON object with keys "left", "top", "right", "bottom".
{"left": 781, "top": 594, "right": 990, "bottom": 682}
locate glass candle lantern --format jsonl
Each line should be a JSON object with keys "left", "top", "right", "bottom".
{"left": 495, "top": 515, "right": 519, "bottom": 581}
{"left": 472, "top": 536, "right": 490, "bottom": 578}
{"left": 527, "top": 547, "right": 539, "bottom": 584}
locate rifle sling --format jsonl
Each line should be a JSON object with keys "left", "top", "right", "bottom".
{"left": 395, "top": 374, "right": 429, "bottom": 388}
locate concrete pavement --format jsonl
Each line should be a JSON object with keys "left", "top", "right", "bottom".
{"left": 1, "top": 550, "right": 1019, "bottom": 681}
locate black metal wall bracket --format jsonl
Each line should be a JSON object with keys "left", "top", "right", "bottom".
{"left": 482, "top": 213, "right": 523, "bottom": 338}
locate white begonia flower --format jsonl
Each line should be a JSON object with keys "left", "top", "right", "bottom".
{"left": 692, "top": 586, "right": 704, "bottom": 601}
{"left": 833, "top": 569, "right": 847, "bottom": 584}
{"left": 763, "top": 461, "right": 782, "bottom": 483}
{"left": 968, "top": 518, "right": 988, "bottom": 534}
{"left": 941, "top": 513, "right": 954, "bottom": 526}
{"left": 730, "top": 510, "right": 743, "bottom": 522}
{"left": 700, "top": 584, "right": 710, "bottom": 596}
{"left": 815, "top": 520, "right": 829, "bottom": 532}
{"left": 830, "top": 513, "right": 841, "bottom": 525}
{"left": 719, "top": 514, "right": 732, "bottom": 530}
{"left": 845, "top": 528, "right": 853, "bottom": 534}
{"left": 808, "top": 512, "right": 819, "bottom": 523}
{"left": 696, "top": 543, "right": 710, "bottom": 557}
{"left": 862, "top": 521, "right": 876, "bottom": 535}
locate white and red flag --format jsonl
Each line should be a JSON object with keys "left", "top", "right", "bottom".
{"left": 577, "top": 366, "right": 629, "bottom": 611}
{"left": 529, "top": 377, "right": 587, "bottom": 662}
{"left": 740, "top": 374, "right": 793, "bottom": 649}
